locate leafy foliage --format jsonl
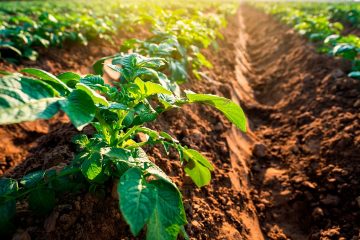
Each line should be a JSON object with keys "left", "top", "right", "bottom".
{"left": 0, "top": 50, "right": 246, "bottom": 238}
{"left": 0, "top": 0, "right": 236, "bottom": 62}
{"left": 0, "top": 1, "right": 243, "bottom": 238}
{"left": 257, "top": 2, "right": 360, "bottom": 78}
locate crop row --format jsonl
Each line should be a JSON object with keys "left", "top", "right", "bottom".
{"left": 0, "top": 1, "right": 244, "bottom": 239}
{"left": 255, "top": 2, "right": 360, "bottom": 79}
{"left": 0, "top": 0, "right": 235, "bottom": 63}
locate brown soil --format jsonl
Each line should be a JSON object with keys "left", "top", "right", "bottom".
{"left": 1, "top": 4, "right": 360, "bottom": 240}
{"left": 238, "top": 5, "right": 360, "bottom": 240}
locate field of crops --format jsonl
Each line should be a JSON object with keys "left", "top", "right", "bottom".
{"left": 0, "top": 0, "right": 359, "bottom": 239}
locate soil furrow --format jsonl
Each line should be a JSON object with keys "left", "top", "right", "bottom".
{"left": 237, "top": 5, "right": 360, "bottom": 240}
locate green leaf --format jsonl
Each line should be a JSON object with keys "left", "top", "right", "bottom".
{"left": 28, "top": 188, "right": 55, "bottom": 215}
{"left": 0, "top": 199, "right": 16, "bottom": 235}
{"left": 138, "top": 127, "right": 159, "bottom": 140}
{"left": 93, "top": 56, "right": 114, "bottom": 75}
{"left": 81, "top": 152, "right": 103, "bottom": 180}
{"left": 332, "top": 44, "right": 357, "bottom": 60}
{"left": 0, "top": 178, "right": 18, "bottom": 197}
{"left": 146, "top": 179, "right": 187, "bottom": 240}
{"left": 185, "top": 92, "right": 247, "bottom": 132}
{"left": 80, "top": 75, "right": 105, "bottom": 86}
{"left": 102, "top": 147, "right": 133, "bottom": 161}
{"left": 348, "top": 71, "right": 360, "bottom": 79}
{"left": 145, "top": 81, "right": 172, "bottom": 96}
{"left": 57, "top": 72, "right": 81, "bottom": 87}
{"left": 20, "top": 170, "right": 45, "bottom": 188}
{"left": 159, "top": 131, "right": 178, "bottom": 143}
{"left": 183, "top": 148, "right": 214, "bottom": 171}
{"left": 133, "top": 103, "right": 158, "bottom": 124}
{"left": 60, "top": 89, "right": 96, "bottom": 130}
{"left": 118, "top": 168, "right": 156, "bottom": 236}
{"left": 134, "top": 77, "right": 172, "bottom": 97}
{"left": 184, "top": 159, "right": 211, "bottom": 188}
{"left": 75, "top": 83, "right": 109, "bottom": 107}
{"left": 195, "top": 52, "right": 213, "bottom": 68}
{"left": 72, "top": 134, "right": 89, "bottom": 148}
{"left": 132, "top": 148, "right": 173, "bottom": 184}
{"left": 21, "top": 68, "right": 71, "bottom": 95}
{"left": 102, "top": 148, "right": 135, "bottom": 176}
{"left": 0, "top": 97, "right": 60, "bottom": 125}
{"left": 0, "top": 75, "right": 62, "bottom": 125}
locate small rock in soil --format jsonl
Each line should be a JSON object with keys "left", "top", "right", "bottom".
{"left": 320, "top": 194, "right": 340, "bottom": 206}
{"left": 312, "top": 207, "right": 324, "bottom": 220}
{"left": 252, "top": 143, "right": 267, "bottom": 158}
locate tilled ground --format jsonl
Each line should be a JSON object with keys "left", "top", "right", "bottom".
{"left": 238, "top": 6, "right": 360, "bottom": 240}
{"left": 1, "top": 4, "right": 359, "bottom": 240}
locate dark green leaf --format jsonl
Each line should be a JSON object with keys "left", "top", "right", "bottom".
{"left": 0, "top": 75, "right": 62, "bottom": 124}
{"left": 57, "top": 72, "right": 81, "bottom": 87}
{"left": 21, "top": 68, "right": 71, "bottom": 94}
{"left": 20, "top": 170, "right": 45, "bottom": 188}
{"left": 118, "top": 168, "right": 156, "bottom": 236}
{"left": 28, "top": 188, "right": 55, "bottom": 215}
{"left": 60, "top": 89, "right": 96, "bottom": 130}
{"left": 0, "top": 178, "right": 18, "bottom": 197}
{"left": 0, "top": 199, "right": 15, "bottom": 236}
{"left": 146, "top": 179, "right": 187, "bottom": 240}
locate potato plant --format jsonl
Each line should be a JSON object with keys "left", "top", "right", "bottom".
{"left": 0, "top": 0, "right": 235, "bottom": 62}
{"left": 0, "top": 53, "right": 246, "bottom": 239}
{"left": 257, "top": 2, "right": 360, "bottom": 79}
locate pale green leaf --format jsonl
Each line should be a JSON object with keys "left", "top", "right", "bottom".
{"left": 185, "top": 92, "right": 247, "bottom": 132}
{"left": 81, "top": 152, "right": 103, "bottom": 180}
{"left": 184, "top": 159, "right": 211, "bottom": 187}
{"left": 183, "top": 148, "right": 214, "bottom": 171}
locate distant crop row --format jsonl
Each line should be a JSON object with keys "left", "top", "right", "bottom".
{"left": 0, "top": 0, "right": 235, "bottom": 63}
{"left": 0, "top": 1, "right": 244, "bottom": 239}
{"left": 256, "top": 2, "right": 360, "bottom": 79}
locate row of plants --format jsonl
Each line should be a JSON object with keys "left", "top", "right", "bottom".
{"left": 0, "top": 1, "right": 244, "bottom": 239}
{"left": 0, "top": 0, "right": 236, "bottom": 63}
{"left": 261, "top": 2, "right": 360, "bottom": 28}
{"left": 0, "top": 1, "right": 130, "bottom": 61}
{"left": 98, "top": 6, "right": 232, "bottom": 84}
{"left": 255, "top": 3, "right": 360, "bottom": 79}
{"left": 328, "top": 4, "right": 360, "bottom": 28}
